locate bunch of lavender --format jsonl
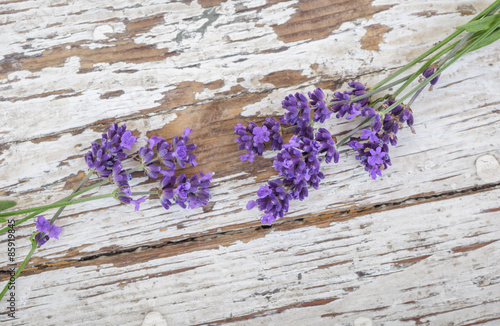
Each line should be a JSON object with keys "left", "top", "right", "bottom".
{"left": 235, "top": 1, "right": 500, "bottom": 224}
{"left": 0, "top": 123, "right": 213, "bottom": 300}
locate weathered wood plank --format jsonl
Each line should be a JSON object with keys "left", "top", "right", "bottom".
{"left": 0, "top": 0, "right": 499, "bottom": 324}
{"left": 5, "top": 189, "right": 500, "bottom": 325}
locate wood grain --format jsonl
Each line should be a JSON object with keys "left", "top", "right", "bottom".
{"left": 1, "top": 0, "right": 499, "bottom": 325}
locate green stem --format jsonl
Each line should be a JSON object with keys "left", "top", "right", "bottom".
{"left": 384, "top": 15, "right": 500, "bottom": 116}
{"left": 372, "top": 29, "right": 463, "bottom": 90}
{"left": 0, "top": 239, "right": 37, "bottom": 301}
{"left": 392, "top": 39, "right": 459, "bottom": 98}
{"left": 372, "top": 0, "right": 500, "bottom": 92}
{"left": 0, "top": 178, "right": 109, "bottom": 233}
{"left": 333, "top": 75, "right": 411, "bottom": 106}
{"left": 0, "top": 193, "right": 127, "bottom": 218}
{"left": 0, "top": 162, "right": 147, "bottom": 231}
{"left": 0, "top": 190, "right": 156, "bottom": 218}
{"left": 339, "top": 14, "right": 500, "bottom": 145}
{"left": 49, "top": 171, "right": 93, "bottom": 225}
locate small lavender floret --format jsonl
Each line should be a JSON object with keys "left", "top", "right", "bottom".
{"left": 315, "top": 128, "right": 339, "bottom": 164}
{"left": 280, "top": 92, "right": 311, "bottom": 125}
{"left": 235, "top": 119, "right": 283, "bottom": 162}
{"left": 246, "top": 180, "right": 291, "bottom": 224}
{"left": 34, "top": 216, "right": 62, "bottom": 247}
{"left": 138, "top": 146, "right": 162, "bottom": 179}
{"left": 85, "top": 123, "right": 137, "bottom": 177}
{"left": 160, "top": 171, "right": 213, "bottom": 210}
{"left": 308, "top": 88, "right": 332, "bottom": 123}
{"left": 360, "top": 129, "right": 379, "bottom": 143}
{"left": 263, "top": 117, "right": 283, "bottom": 151}
{"left": 367, "top": 147, "right": 386, "bottom": 166}
{"left": 293, "top": 120, "right": 314, "bottom": 140}
{"left": 422, "top": 67, "right": 440, "bottom": 86}
{"left": 172, "top": 128, "right": 197, "bottom": 168}
{"left": 330, "top": 82, "right": 370, "bottom": 120}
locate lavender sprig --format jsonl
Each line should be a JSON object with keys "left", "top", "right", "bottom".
{"left": 235, "top": 0, "right": 500, "bottom": 224}
{"left": 0, "top": 123, "right": 214, "bottom": 301}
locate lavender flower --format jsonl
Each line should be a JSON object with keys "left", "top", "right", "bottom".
{"left": 347, "top": 99, "right": 414, "bottom": 179}
{"left": 171, "top": 128, "right": 198, "bottom": 168}
{"left": 108, "top": 161, "right": 147, "bottom": 211}
{"left": 34, "top": 216, "right": 62, "bottom": 247}
{"left": 160, "top": 171, "right": 213, "bottom": 210}
{"left": 246, "top": 180, "right": 292, "bottom": 224}
{"left": 234, "top": 119, "right": 283, "bottom": 162}
{"left": 422, "top": 66, "right": 440, "bottom": 88}
{"left": 330, "top": 82, "right": 370, "bottom": 120}
{"left": 85, "top": 123, "right": 138, "bottom": 177}
{"left": 315, "top": 128, "right": 339, "bottom": 164}
{"left": 138, "top": 146, "right": 162, "bottom": 179}
{"left": 280, "top": 92, "right": 311, "bottom": 125}
{"left": 262, "top": 117, "right": 283, "bottom": 151}
{"left": 308, "top": 88, "right": 332, "bottom": 123}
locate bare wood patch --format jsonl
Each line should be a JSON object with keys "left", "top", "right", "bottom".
{"left": 198, "top": 0, "right": 227, "bottom": 8}
{"left": 259, "top": 70, "right": 309, "bottom": 88}
{"left": 361, "top": 24, "right": 392, "bottom": 51}
{"left": 272, "top": 0, "right": 393, "bottom": 43}
{"left": 451, "top": 240, "right": 498, "bottom": 253}
{"left": 100, "top": 90, "right": 125, "bottom": 99}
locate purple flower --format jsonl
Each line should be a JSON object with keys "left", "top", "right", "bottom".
{"left": 138, "top": 146, "right": 162, "bottom": 179}
{"left": 253, "top": 126, "right": 270, "bottom": 144}
{"left": 308, "top": 88, "right": 332, "bottom": 123}
{"left": 131, "top": 196, "right": 146, "bottom": 211}
{"left": 109, "top": 161, "right": 147, "bottom": 210}
{"left": 143, "top": 129, "right": 197, "bottom": 177}
{"left": 330, "top": 82, "right": 370, "bottom": 120}
{"left": 422, "top": 67, "right": 440, "bottom": 86}
{"left": 293, "top": 120, "right": 314, "bottom": 140}
{"left": 246, "top": 180, "right": 291, "bottom": 224}
{"left": 262, "top": 117, "right": 283, "bottom": 151}
{"left": 240, "top": 152, "right": 255, "bottom": 163}
{"left": 308, "top": 87, "right": 324, "bottom": 106}
{"left": 313, "top": 101, "right": 332, "bottom": 123}
{"left": 171, "top": 128, "right": 197, "bottom": 168}
{"left": 351, "top": 141, "right": 391, "bottom": 180}
{"left": 360, "top": 129, "right": 379, "bottom": 143}
{"left": 120, "top": 130, "right": 138, "bottom": 150}
{"left": 315, "top": 128, "right": 339, "bottom": 164}
{"left": 280, "top": 92, "right": 311, "bottom": 125}
{"left": 85, "top": 123, "right": 137, "bottom": 177}
{"left": 367, "top": 147, "right": 386, "bottom": 166}
{"left": 235, "top": 120, "right": 283, "bottom": 161}
{"left": 160, "top": 171, "right": 213, "bottom": 210}
{"left": 272, "top": 133, "right": 328, "bottom": 200}
{"left": 34, "top": 216, "right": 62, "bottom": 247}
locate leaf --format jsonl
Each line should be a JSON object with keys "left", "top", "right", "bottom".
{"left": 468, "top": 27, "right": 500, "bottom": 52}
{"left": 457, "top": 14, "right": 500, "bottom": 32}
{"left": 0, "top": 217, "right": 7, "bottom": 223}
{"left": 0, "top": 201, "right": 17, "bottom": 212}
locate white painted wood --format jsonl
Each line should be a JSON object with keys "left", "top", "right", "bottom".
{"left": 0, "top": 0, "right": 499, "bottom": 324}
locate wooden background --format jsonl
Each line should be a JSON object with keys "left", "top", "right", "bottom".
{"left": 1, "top": 0, "right": 500, "bottom": 325}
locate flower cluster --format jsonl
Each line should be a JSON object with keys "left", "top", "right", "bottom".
{"left": 84, "top": 124, "right": 213, "bottom": 212}
{"left": 34, "top": 216, "right": 61, "bottom": 247}
{"left": 330, "top": 82, "right": 376, "bottom": 120}
{"left": 85, "top": 123, "right": 138, "bottom": 178}
{"left": 235, "top": 77, "right": 422, "bottom": 223}
{"left": 138, "top": 127, "right": 213, "bottom": 212}
{"left": 348, "top": 100, "right": 414, "bottom": 179}
{"left": 235, "top": 89, "right": 340, "bottom": 224}
{"left": 234, "top": 117, "right": 283, "bottom": 162}
{"left": 160, "top": 172, "right": 213, "bottom": 210}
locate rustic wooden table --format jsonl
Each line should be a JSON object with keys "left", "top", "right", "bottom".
{"left": 1, "top": 0, "right": 499, "bottom": 325}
